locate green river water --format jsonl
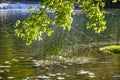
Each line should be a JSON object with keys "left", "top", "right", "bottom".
{"left": 0, "top": 9, "right": 120, "bottom": 80}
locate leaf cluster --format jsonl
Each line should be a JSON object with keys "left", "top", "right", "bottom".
{"left": 14, "top": 0, "right": 118, "bottom": 45}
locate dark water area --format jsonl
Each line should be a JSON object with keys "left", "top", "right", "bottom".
{"left": 0, "top": 9, "right": 120, "bottom": 80}
{"left": 105, "top": 0, "right": 120, "bottom": 9}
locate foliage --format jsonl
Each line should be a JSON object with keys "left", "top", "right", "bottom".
{"left": 100, "top": 45, "right": 120, "bottom": 54}
{"left": 14, "top": 0, "right": 118, "bottom": 45}
{"left": 112, "top": 0, "right": 118, "bottom": 3}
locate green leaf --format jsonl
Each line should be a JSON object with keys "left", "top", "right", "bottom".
{"left": 14, "top": 20, "right": 20, "bottom": 28}
{"left": 112, "top": 0, "right": 117, "bottom": 3}
{"left": 14, "top": 0, "right": 108, "bottom": 45}
{"left": 28, "top": 6, "right": 38, "bottom": 10}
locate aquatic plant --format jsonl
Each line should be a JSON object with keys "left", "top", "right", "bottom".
{"left": 100, "top": 45, "right": 120, "bottom": 54}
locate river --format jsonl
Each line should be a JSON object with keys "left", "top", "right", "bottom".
{"left": 0, "top": 6, "right": 120, "bottom": 80}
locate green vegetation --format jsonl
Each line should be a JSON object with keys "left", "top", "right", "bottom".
{"left": 14, "top": 0, "right": 118, "bottom": 45}
{"left": 100, "top": 45, "right": 120, "bottom": 54}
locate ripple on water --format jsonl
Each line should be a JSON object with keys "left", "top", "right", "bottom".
{"left": 0, "top": 66, "right": 11, "bottom": 68}
{"left": 0, "top": 70, "right": 4, "bottom": 73}
{"left": 32, "top": 75, "right": 50, "bottom": 79}
{"left": 67, "top": 62, "right": 73, "bottom": 66}
{"left": 112, "top": 74, "right": 120, "bottom": 78}
{"left": 4, "top": 69, "right": 10, "bottom": 72}
{"left": 47, "top": 73, "right": 56, "bottom": 77}
{"left": 37, "top": 75, "right": 50, "bottom": 79}
{"left": 27, "top": 57, "right": 33, "bottom": 60}
{"left": 0, "top": 77, "right": 2, "bottom": 79}
{"left": 77, "top": 70, "right": 90, "bottom": 74}
{"left": 45, "top": 67, "right": 50, "bottom": 70}
{"left": 61, "top": 73, "right": 66, "bottom": 76}
{"left": 12, "top": 58, "right": 19, "bottom": 62}
{"left": 4, "top": 61, "right": 10, "bottom": 64}
{"left": 77, "top": 70, "right": 95, "bottom": 78}
{"left": 19, "top": 57, "right": 25, "bottom": 60}
{"left": 22, "top": 77, "right": 30, "bottom": 80}
{"left": 88, "top": 72, "right": 95, "bottom": 78}
{"left": 8, "top": 76, "right": 14, "bottom": 79}
{"left": 57, "top": 77, "right": 65, "bottom": 80}
{"left": 56, "top": 73, "right": 61, "bottom": 76}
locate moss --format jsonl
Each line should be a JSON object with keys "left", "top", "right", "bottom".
{"left": 99, "top": 45, "right": 120, "bottom": 54}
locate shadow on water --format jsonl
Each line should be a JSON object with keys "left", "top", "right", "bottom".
{"left": 0, "top": 9, "right": 120, "bottom": 80}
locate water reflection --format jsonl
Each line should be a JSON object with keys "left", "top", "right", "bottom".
{"left": 0, "top": 10, "right": 37, "bottom": 80}
{"left": 0, "top": 10, "right": 30, "bottom": 23}
{"left": 0, "top": 9, "right": 120, "bottom": 80}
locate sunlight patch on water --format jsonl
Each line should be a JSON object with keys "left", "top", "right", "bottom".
{"left": 77, "top": 70, "right": 95, "bottom": 78}
{"left": 31, "top": 75, "right": 50, "bottom": 79}
{"left": 57, "top": 77, "right": 65, "bottom": 80}
{"left": 0, "top": 65, "right": 11, "bottom": 68}
{"left": 4, "top": 61, "right": 10, "bottom": 64}
{"left": 112, "top": 74, "right": 120, "bottom": 78}
{"left": 8, "top": 76, "right": 14, "bottom": 79}
{"left": 0, "top": 70, "right": 4, "bottom": 73}
{"left": 0, "top": 77, "right": 2, "bottom": 79}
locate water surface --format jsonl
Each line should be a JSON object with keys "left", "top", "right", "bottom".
{"left": 0, "top": 9, "right": 120, "bottom": 80}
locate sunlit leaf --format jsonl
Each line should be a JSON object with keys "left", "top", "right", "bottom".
{"left": 28, "top": 6, "right": 38, "bottom": 10}
{"left": 112, "top": 0, "right": 117, "bottom": 3}
{"left": 14, "top": 0, "right": 109, "bottom": 45}
{"left": 14, "top": 20, "right": 20, "bottom": 28}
